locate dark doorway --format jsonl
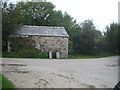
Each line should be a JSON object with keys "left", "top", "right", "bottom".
{"left": 52, "top": 51, "right": 56, "bottom": 58}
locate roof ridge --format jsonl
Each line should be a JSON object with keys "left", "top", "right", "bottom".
{"left": 23, "top": 25, "right": 65, "bottom": 29}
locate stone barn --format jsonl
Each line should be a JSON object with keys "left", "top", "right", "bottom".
{"left": 10, "top": 25, "right": 69, "bottom": 58}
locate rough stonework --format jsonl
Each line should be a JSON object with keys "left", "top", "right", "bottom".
{"left": 32, "top": 36, "right": 68, "bottom": 58}
{"left": 10, "top": 25, "right": 69, "bottom": 58}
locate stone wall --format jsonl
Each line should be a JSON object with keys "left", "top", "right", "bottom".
{"left": 10, "top": 35, "right": 68, "bottom": 58}
{"left": 31, "top": 36, "right": 68, "bottom": 58}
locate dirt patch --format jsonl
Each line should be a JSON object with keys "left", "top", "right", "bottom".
{"left": 106, "top": 64, "right": 117, "bottom": 67}
{"left": 3, "top": 71, "right": 29, "bottom": 73}
{"left": 57, "top": 74, "right": 70, "bottom": 79}
{"left": 100, "top": 85, "right": 107, "bottom": 87}
{"left": 35, "top": 79, "right": 49, "bottom": 88}
{"left": 81, "top": 83, "right": 96, "bottom": 88}
{"left": 1, "top": 64, "right": 27, "bottom": 66}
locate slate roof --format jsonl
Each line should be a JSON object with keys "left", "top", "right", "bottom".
{"left": 13, "top": 25, "right": 69, "bottom": 37}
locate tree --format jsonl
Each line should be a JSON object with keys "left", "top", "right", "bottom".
{"left": 14, "top": 2, "right": 55, "bottom": 25}
{"left": 2, "top": 2, "right": 21, "bottom": 51}
{"left": 73, "top": 20, "right": 102, "bottom": 55}
{"left": 104, "top": 22, "right": 119, "bottom": 54}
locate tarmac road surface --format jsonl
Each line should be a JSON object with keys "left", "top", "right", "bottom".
{"left": 1, "top": 56, "right": 119, "bottom": 88}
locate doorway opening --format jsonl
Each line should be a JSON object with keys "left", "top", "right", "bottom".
{"left": 49, "top": 51, "right": 60, "bottom": 58}
{"left": 52, "top": 51, "right": 56, "bottom": 58}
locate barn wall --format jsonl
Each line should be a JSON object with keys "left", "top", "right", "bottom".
{"left": 10, "top": 35, "right": 68, "bottom": 58}
{"left": 31, "top": 36, "right": 68, "bottom": 58}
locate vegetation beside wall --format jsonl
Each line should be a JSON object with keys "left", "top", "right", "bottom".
{"left": 3, "top": 46, "right": 48, "bottom": 58}
{"left": 2, "top": 36, "right": 48, "bottom": 58}
{"left": 3, "top": 49, "right": 48, "bottom": 58}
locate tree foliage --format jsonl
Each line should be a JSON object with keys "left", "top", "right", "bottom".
{"left": 15, "top": 2, "right": 55, "bottom": 25}
{"left": 73, "top": 20, "right": 102, "bottom": 55}
{"left": 104, "top": 23, "right": 119, "bottom": 54}
{"left": 2, "top": 2, "right": 21, "bottom": 51}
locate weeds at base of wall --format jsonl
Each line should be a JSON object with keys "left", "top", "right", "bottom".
{"left": 2, "top": 47, "right": 48, "bottom": 58}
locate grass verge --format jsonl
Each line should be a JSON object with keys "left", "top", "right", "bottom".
{"left": 68, "top": 54, "right": 119, "bottom": 59}
{"left": 2, "top": 50, "right": 48, "bottom": 59}
{"left": 0, "top": 74, "right": 14, "bottom": 89}
{"left": 2, "top": 51, "right": 119, "bottom": 59}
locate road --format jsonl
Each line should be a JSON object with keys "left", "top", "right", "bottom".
{"left": 1, "top": 56, "right": 119, "bottom": 88}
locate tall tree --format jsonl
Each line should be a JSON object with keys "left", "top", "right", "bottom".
{"left": 2, "top": 2, "right": 21, "bottom": 51}
{"left": 104, "top": 22, "right": 119, "bottom": 54}
{"left": 73, "top": 20, "right": 102, "bottom": 55}
{"left": 14, "top": 2, "right": 55, "bottom": 25}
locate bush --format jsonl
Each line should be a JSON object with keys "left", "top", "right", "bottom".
{"left": 2, "top": 47, "right": 48, "bottom": 58}
{"left": 3, "top": 37, "right": 48, "bottom": 58}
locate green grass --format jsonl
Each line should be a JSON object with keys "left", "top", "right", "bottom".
{"left": 67, "top": 54, "right": 119, "bottom": 59}
{"left": 0, "top": 74, "right": 14, "bottom": 89}
{"left": 2, "top": 50, "right": 119, "bottom": 59}
{"left": 2, "top": 50, "right": 48, "bottom": 59}
{"left": 0, "top": 54, "right": 2, "bottom": 58}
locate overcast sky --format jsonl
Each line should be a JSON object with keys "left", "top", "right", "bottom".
{"left": 8, "top": 0, "right": 119, "bottom": 32}
{"left": 47, "top": 0, "right": 119, "bottom": 32}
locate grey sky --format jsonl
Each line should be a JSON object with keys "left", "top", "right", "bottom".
{"left": 7, "top": 0, "right": 119, "bottom": 32}
{"left": 48, "top": 0, "right": 119, "bottom": 32}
